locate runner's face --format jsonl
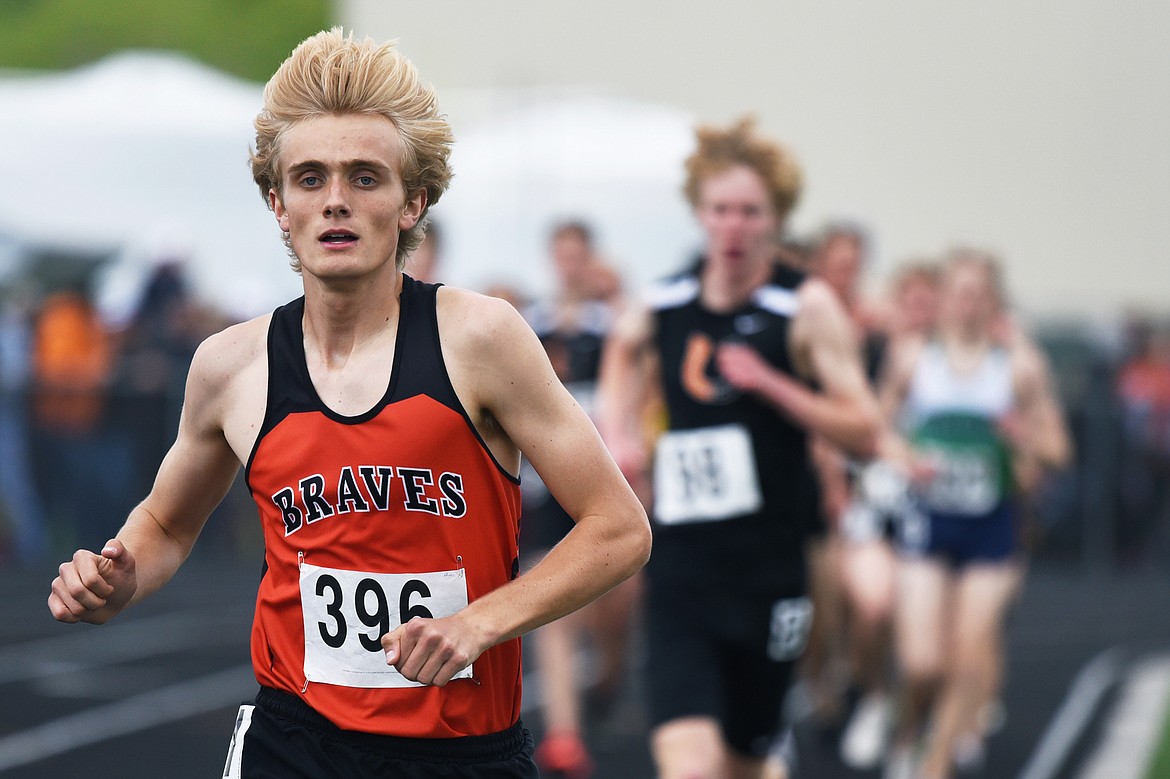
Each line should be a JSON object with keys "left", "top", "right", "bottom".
{"left": 816, "top": 236, "right": 863, "bottom": 301}
{"left": 270, "top": 114, "right": 424, "bottom": 282}
{"left": 694, "top": 165, "right": 779, "bottom": 270}
{"left": 552, "top": 233, "right": 591, "bottom": 293}
{"left": 896, "top": 277, "right": 939, "bottom": 335}
{"left": 940, "top": 264, "right": 997, "bottom": 332}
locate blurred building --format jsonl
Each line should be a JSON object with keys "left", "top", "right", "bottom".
{"left": 341, "top": 1, "right": 1169, "bottom": 322}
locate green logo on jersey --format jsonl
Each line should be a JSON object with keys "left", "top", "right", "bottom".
{"left": 912, "top": 411, "right": 1012, "bottom": 515}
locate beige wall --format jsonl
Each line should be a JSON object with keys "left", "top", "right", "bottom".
{"left": 342, "top": 1, "right": 1169, "bottom": 319}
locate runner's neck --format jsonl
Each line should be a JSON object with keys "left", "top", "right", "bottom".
{"left": 699, "top": 254, "right": 773, "bottom": 313}
{"left": 301, "top": 270, "right": 404, "bottom": 367}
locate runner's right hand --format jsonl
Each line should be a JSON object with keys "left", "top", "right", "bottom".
{"left": 48, "top": 539, "right": 138, "bottom": 625}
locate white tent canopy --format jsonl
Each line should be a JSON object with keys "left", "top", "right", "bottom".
{"left": 2, "top": 55, "right": 703, "bottom": 320}
{"left": 0, "top": 51, "right": 300, "bottom": 322}
{"left": 434, "top": 93, "right": 701, "bottom": 297}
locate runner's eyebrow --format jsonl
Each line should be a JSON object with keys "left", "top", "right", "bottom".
{"left": 286, "top": 159, "right": 393, "bottom": 177}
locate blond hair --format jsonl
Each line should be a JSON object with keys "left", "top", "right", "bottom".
{"left": 683, "top": 117, "right": 802, "bottom": 220}
{"left": 943, "top": 247, "right": 1007, "bottom": 310}
{"left": 251, "top": 28, "right": 454, "bottom": 270}
{"left": 890, "top": 260, "right": 941, "bottom": 294}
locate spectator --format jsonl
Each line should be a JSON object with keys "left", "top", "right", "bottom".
{"left": 30, "top": 284, "right": 133, "bottom": 548}
{"left": 521, "top": 220, "right": 641, "bottom": 778}
{"left": 0, "top": 280, "right": 48, "bottom": 562}
{"left": 1116, "top": 317, "right": 1170, "bottom": 563}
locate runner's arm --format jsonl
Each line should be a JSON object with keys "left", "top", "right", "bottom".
{"left": 717, "top": 279, "right": 880, "bottom": 458}
{"left": 596, "top": 300, "right": 659, "bottom": 479}
{"left": 48, "top": 334, "right": 242, "bottom": 624}
{"left": 809, "top": 434, "right": 851, "bottom": 531}
{"left": 873, "top": 335, "right": 924, "bottom": 470}
{"left": 1007, "top": 337, "right": 1073, "bottom": 471}
{"left": 383, "top": 294, "right": 651, "bottom": 686}
{"left": 466, "top": 296, "right": 651, "bottom": 635}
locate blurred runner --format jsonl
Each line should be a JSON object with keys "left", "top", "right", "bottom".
{"left": 1116, "top": 317, "right": 1170, "bottom": 563}
{"left": 48, "top": 28, "right": 650, "bottom": 779}
{"left": 885, "top": 263, "right": 942, "bottom": 343}
{"left": 599, "top": 117, "right": 880, "bottom": 779}
{"left": 521, "top": 221, "right": 642, "bottom": 778}
{"left": 802, "top": 226, "right": 916, "bottom": 771}
{"left": 798, "top": 224, "right": 879, "bottom": 720}
{"left": 880, "top": 250, "right": 1070, "bottom": 779}
{"left": 834, "top": 260, "right": 942, "bottom": 770}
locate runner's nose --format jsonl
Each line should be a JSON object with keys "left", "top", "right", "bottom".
{"left": 323, "top": 180, "right": 351, "bottom": 218}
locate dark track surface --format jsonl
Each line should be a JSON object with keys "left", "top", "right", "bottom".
{"left": 3, "top": 559, "right": 1168, "bottom": 778}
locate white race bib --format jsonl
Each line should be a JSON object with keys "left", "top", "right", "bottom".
{"left": 654, "top": 424, "right": 763, "bottom": 525}
{"left": 919, "top": 446, "right": 1000, "bottom": 515}
{"left": 299, "top": 562, "right": 471, "bottom": 688}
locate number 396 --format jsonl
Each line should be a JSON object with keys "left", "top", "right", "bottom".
{"left": 315, "top": 574, "right": 434, "bottom": 652}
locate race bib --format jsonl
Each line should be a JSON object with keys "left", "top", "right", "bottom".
{"left": 299, "top": 562, "right": 471, "bottom": 688}
{"left": 767, "top": 596, "right": 814, "bottom": 662}
{"left": 912, "top": 412, "right": 1009, "bottom": 516}
{"left": 919, "top": 444, "right": 1000, "bottom": 515}
{"left": 654, "top": 424, "right": 762, "bottom": 525}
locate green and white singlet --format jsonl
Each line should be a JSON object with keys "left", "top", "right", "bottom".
{"left": 902, "top": 341, "right": 1014, "bottom": 516}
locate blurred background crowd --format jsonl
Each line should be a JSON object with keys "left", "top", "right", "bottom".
{"left": 3, "top": 195, "right": 1169, "bottom": 579}
{"left": 0, "top": 1, "right": 1168, "bottom": 777}
{"left": 0, "top": 0, "right": 1165, "bottom": 577}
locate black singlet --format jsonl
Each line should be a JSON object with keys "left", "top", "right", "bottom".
{"left": 648, "top": 261, "right": 820, "bottom": 594}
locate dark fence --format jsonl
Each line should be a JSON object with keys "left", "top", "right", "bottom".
{"left": 1, "top": 328, "right": 1166, "bottom": 575}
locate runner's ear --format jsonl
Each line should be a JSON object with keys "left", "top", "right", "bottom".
{"left": 399, "top": 189, "right": 426, "bottom": 231}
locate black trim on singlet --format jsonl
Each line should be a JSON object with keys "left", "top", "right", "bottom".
{"left": 243, "top": 275, "right": 520, "bottom": 487}
{"left": 769, "top": 262, "right": 806, "bottom": 295}
{"left": 423, "top": 286, "right": 522, "bottom": 485}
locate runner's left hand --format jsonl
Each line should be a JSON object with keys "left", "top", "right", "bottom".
{"left": 382, "top": 613, "right": 485, "bottom": 687}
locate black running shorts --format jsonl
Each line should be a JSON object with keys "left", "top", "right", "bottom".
{"left": 644, "top": 576, "right": 812, "bottom": 758}
{"left": 222, "top": 687, "right": 538, "bottom": 778}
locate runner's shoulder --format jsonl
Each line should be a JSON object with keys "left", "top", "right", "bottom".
{"left": 1008, "top": 331, "right": 1052, "bottom": 394}
{"left": 794, "top": 275, "right": 840, "bottom": 313}
{"left": 643, "top": 271, "right": 700, "bottom": 313}
{"left": 436, "top": 286, "right": 541, "bottom": 367}
{"left": 885, "top": 333, "right": 928, "bottom": 377}
{"left": 188, "top": 315, "right": 271, "bottom": 395}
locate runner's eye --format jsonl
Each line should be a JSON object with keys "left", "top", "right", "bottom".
{"left": 356, "top": 175, "right": 376, "bottom": 186}
{"left": 300, "top": 175, "right": 321, "bottom": 187}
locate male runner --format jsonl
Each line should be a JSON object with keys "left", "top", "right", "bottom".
{"left": 47, "top": 28, "right": 650, "bottom": 779}
{"left": 813, "top": 243, "right": 941, "bottom": 771}
{"left": 832, "top": 260, "right": 943, "bottom": 770}
{"left": 799, "top": 223, "right": 887, "bottom": 752}
{"left": 520, "top": 220, "right": 640, "bottom": 778}
{"left": 599, "top": 117, "right": 880, "bottom": 779}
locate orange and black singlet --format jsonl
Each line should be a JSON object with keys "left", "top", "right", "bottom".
{"left": 244, "top": 275, "right": 523, "bottom": 738}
